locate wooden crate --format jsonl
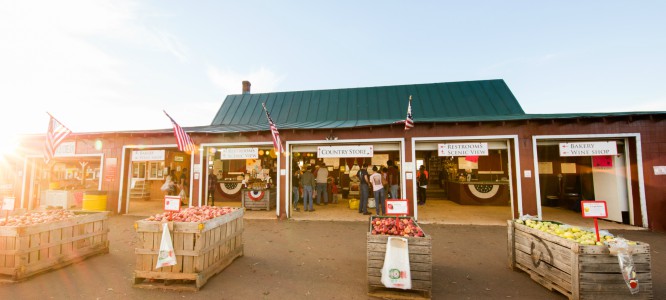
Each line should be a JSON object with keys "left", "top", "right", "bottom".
{"left": 241, "top": 189, "right": 275, "bottom": 211}
{"left": 367, "top": 216, "right": 432, "bottom": 299}
{"left": 133, "top": 207, "right": 244, "bottom": 291}
{"left": 0, "top": 211, "right": 110, "bottom": 282}
{"left": 508, "top": 220, "right": 653, "bottom": 300}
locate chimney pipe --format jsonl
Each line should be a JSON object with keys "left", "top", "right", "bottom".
{"left": 242, "top": 81, "right": 251, "bottom": 94}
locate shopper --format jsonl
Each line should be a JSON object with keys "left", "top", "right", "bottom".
{"left": 387, "top": 160, "right": 400, "bottom": 199}
{"left": 417, "top": 165, "right": 429, "bottom": 205}
{"left": 207, "top": 170, "right": 217, "bottom": 206}
{"left": 292, "top": 167, "right": 301, "bottom": 211}
{"left": 315, "top": 162, "right": 329, "bottom": 205}
{"left": 300, "top": 166, "right": 316, "bottom": 212}
{"left": 357, "top": 163, "right": 371, "bottom": 215}
{"left": 370, "top": 166, "right": 386, "bottom": 215}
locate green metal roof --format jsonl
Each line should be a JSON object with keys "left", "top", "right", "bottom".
{"left": 210, "top": 79, "right": 525, "bottom": 130}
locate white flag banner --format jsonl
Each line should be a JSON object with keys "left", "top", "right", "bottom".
{"left": 155, "top": 223, "right": 177, "bottom": 268}
{"left": 381, "top": 236, "right": 412, "bottom": 290}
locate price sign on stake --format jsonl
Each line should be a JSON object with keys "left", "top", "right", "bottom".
{"left": 164, "top": 195, "right": 181, "bottom": 212}
{"left": 2, "top": 197, "right": 15, "bottom": 226}
{"left": 2, "top": 197, "right": 15, "bottom": 211}
{"left": 581, "top": 201, "right": 608, "bottom": 242}
{"left": 385, "top": 199, "right": 409, "bottom": 216}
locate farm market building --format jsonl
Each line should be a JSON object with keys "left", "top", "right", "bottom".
{"left": 5, "top": 79, "right": 666, "bottom": 232}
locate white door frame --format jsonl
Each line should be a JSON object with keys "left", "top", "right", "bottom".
{"left": 411, "top": 135, "right": 522, "bottom": 220}
{"left": 285, "top": 138, "right": 405, "bottom": 219}
{"left": 531, "top": 133, "right": 647, "bottom": 228}
{"left": 198, "top": 142, "right": 276, "bottom": 215}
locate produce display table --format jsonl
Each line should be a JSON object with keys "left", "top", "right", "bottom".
{"left": 0, "top": 210, "right": 110, "bottom": 282}
{"left": 241, "top": 188, "right": 276, "bottom": 211}
{"left": 508, "top": 220, "right": 653, "bottom": 299}
{"left": 133, "top": 207, "right": 244, "bottom": 291}
{"left": 367, "top": 216, "right": 432, "bottom": 299}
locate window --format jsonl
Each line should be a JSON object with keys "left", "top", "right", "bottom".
{"left": 148, "top": 161, "right": 165, "bottom": 180}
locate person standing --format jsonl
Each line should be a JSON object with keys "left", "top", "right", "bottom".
{"left": 387, "top": 160, "right": 400, "bottom": 199}
{"left": 357, "top": 163, "right": 371, "bottom": 215}
{"left": 300, "top": 166, "right": 316, "bottom": 212}
{"left": 292, "top": 167, "right": 301, "bottom": 212}
{"left": 315, "top": 162, "right": 329, "bottom": 205}
{"left": 207, "top": 170, "right": 217, "bottom": 206}
{"left": 179, "top": 168, "right": 190, "bottom": 206}
{"left": 370, "top": 166, "right": 386, "bottom": 215}
{"left": 417, "top": 165, "right": 429, "bottom": 205}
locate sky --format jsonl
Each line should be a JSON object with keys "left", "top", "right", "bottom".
{"left": 1, "top": 0, "right": 665, "bottom": 150}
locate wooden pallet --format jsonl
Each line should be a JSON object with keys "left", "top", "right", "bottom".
{"left": 508, "top": 220, "right": 653, "bottom": 300}
{"left": 367, "top": 216, "right": 432, "bottom": 299}
{"left": 0, "top": 211, "right": 110, "bottom": 282}
{"left": 133, "top": 208, "right": 244, "bottom": 291}
{"left": 241, "top": 189, "right": 276, "bottom": 211}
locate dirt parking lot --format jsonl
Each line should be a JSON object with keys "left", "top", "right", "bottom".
{"left": 2, "top": 215, "right": 664, "bottom": 299}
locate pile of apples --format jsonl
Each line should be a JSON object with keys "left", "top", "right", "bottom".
{"left": 145, "top": 206, "right": 236, "bottom": 222}
{"left": 515, "top": 219, "right": 635, "bottom": 246}
{"left": 371, "top": 217, "right": 425, "bottom": 237}
{"left": 1, "top": 209, "right": 77, "bottom": 227}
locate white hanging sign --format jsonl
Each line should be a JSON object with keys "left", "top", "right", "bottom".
{"left": 559, "top": 141, "right": 617, "bottom": 157}
{"left": 318, "top": 145, "right": 374, "bottom": 158}
{"left": 132, "top": 150, "right": 166, "bottom": 161}
{"left": 438, "top": 143, "right": 488, "bottom": 156}
{"left": 219, "top": 148, "right": 259, "bottom": 160}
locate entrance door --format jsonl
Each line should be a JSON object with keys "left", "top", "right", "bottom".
{"left": 591, "top": 154, "right": 629, "bottom": 223}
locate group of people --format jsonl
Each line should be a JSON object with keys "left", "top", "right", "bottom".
{"left": 292, "top": 162, "right": 338, "bottom": 212}
{"left": 356, "top": 160, "right": 401, "bottom": 215}
{"left": 161, "top": 168, "right": 190, "bottom": 205}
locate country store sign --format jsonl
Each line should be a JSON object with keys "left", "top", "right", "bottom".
{"left": 559, "top": 141, "right": 617, "bottom": 157}
{"left": 219, "top": 148, "right": 258, "bottom": 160}
{"left": 317, "top": 145, "right": 374, "bottom": 158}
{"left": 438, "top": 143, "right": 488, "bottom": 156}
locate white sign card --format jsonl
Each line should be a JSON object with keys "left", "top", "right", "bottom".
{"left": 132, "top": 150, "right": 166, "bottom": 161}
{"left": 219, "top": 148, "right": 258, "bottom": 160}
{"left": 54, "top": 141, "right": 76, "bottom": 157}
{"left": 164, "top": 196, "right": 181, "bottom": 212}
{"left": 654, "top": 166, "right": 666, "bottom": 175}
{"left": 2, "top": 197, "right": 15, "bottom": 211}
{"left": 438, "top": 143, "right": 489, "bottom": 156}
{"left": 581, "top": 201, "right": 608, "bottom": 218}
{"left": 559, "top": 141, "right": 617, "bottom": 157}
{"left": 317, "top": 145, "right": 373, "bottom": 158}
{"left": 385, "top": 199, "right": 409, "bottom": 215}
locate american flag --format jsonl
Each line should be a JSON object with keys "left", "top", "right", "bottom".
{"left": 163, "top": 110, "right": 196, "bottom": 153}
{"left": 44, "top": 113, "right": 72, "bottom": 164}
{"left": 404, "top": 95, "right": 414, "bottom": 130}
{"left": 262, "top": 102, "right": 285, "bottom": 154}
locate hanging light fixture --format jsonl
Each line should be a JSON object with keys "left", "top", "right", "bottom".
{"left": 259, "top": 150, "right": 265, "bottom": 156}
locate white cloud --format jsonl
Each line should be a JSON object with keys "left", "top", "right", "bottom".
{"left": 0, "top": 0, "right": 189, "bottom": 140}
{"left": 207, "top": 66, "right": 285, "bottom": 95}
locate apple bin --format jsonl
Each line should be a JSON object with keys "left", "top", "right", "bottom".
{"left": 0, "top": 210, "right": 110, "bottom": 282}
{"left": 366, "top": 216, "right": 432, "bottom": 299}
{"left": 133, "top": 207, "right": 244, "bottom": 291}
{"left": 507, "top": 220, "right": 653, "bottom": 299}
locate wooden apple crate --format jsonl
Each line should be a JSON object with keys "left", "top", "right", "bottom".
{"left": 241, "top": 188, "right": 276, "bottom": 211}
{"left": 133, "top": 207, "right": 244, "bottom": 291}
{"left": 0, "top": 211, "right": 110, "bottom": 282}
{"left": 367, "top": 216, "right": 432, "bottom": 299}
{"left": 507, "top": 220, "right": 653, "bottom": 300}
